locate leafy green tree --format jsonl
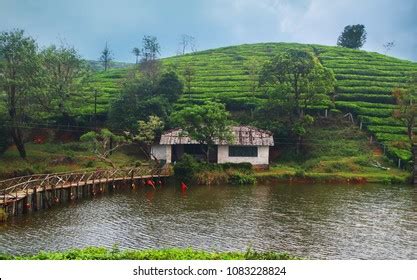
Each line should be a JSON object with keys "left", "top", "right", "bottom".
{"left": 171, "top": 101, "right": 233, "bottom": 162}
{"left": 337, "top": 24, "right": 367, "bottom": 49}
{"left": 38, "top": 44, "right": 89, "bottom": 122}
{"left": 134, "top": 115, "right": 164, "bottom": 160}
{"left": 108, "top": 72, "right": 182, "bottom": 131}
{"left": 0, "top": 29, "right": 41, "bottom": 159}
{"left": 393, "top": 73, "right": 417, "bottom": 142}
{"left": 155, "top": 71, "right": 184, "bottom": 102}
{"left": 100, "top": 42, "right": 113, "bottom": 71}
{"left": 80, "top": 129, "right": 129, "bottom": 168}
{"left": 258, "top": 49, "right": 335, "bottom": 153}
{"left": 260, "top": 49, "right": 335, "bottom": 118}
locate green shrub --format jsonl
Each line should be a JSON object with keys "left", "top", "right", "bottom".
{"left": 173, "top": 154, "right": 202, "bottom": 182}
{"left": 221, "top": 162, "right": 253, "bottom": 172}
{"left": 195, "top": 170, "right": 229, "bottom": 185}
{"left": 228, "top": 171, "right": 256, "bottom": 185}
{"left": 84, "top": 160, "right": 95, "bottom": 168}
{"left": 294, "top": 169, "right": 306, "bottom": 178}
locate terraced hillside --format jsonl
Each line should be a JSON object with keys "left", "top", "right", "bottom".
{"left": 86, "top": 43, "right": 417, "bottom": 162}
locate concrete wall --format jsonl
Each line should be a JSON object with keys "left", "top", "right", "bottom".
{"left": 217, "top": 145, "right": 269, "bottom": 165}
{"left": 151, "top": 145, "right": 172, "bottom": 163}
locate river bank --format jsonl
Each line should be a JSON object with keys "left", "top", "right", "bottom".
{"left": 0, "top": 247, "right": 298, "bottom": 260}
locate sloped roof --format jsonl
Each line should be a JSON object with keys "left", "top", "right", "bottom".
{"left": 159, "top": 126, "right": 274, "bottom": 146}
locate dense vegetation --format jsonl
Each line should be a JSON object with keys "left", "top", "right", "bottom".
{"left": 84, "top": 43, "right": 417, "bottom": 164}
{"left": 0, "top": 247, "right": 298, "bottom": 260}
{"left": 1, "top": 35, "right": 417, "bottom": 178}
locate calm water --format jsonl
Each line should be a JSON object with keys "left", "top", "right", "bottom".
{"left": 0, "top": 183, "right": 416, "bottom": 259}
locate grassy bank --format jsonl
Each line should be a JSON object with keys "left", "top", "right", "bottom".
{"left": 0, "top": 142, "right": 145, "bottom": 179}
{"left": 0, "top": 247, "right": 299, "bottom": 260}
{"left": 257, "top": 117, "right": 410, "bottom": 184}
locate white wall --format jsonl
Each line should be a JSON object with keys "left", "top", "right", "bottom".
{"left": 217, "top": 146, "right": 269, "bottom": 165}
{"left": 150, "top": 145, "right": 171, "bottom": 163}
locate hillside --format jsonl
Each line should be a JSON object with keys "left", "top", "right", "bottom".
{"left": 85, "top": 43, "right": 417, "bottom": 164}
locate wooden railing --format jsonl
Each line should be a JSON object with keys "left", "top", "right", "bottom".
{"left": 0, "top": 164, "right": 168, "bottom": 202}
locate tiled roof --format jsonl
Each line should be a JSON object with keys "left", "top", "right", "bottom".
{"left": 159, "top": 126, "right": 274, "bottom": 146}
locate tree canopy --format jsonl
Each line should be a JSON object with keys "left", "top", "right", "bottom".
{"left": 0, "top": 29, "right": 41, "bottom": 158}
{"left": 337, "top": 24, "right": 367, "bottom": 49}
{"left": 108, "top": 71, "right": 183, "bottom": 132}
{"left": 171, "top": 101, "right": 233, "bottom": 162}
{"left": 257, "top": 49, "right": 335, "bottom": 153}
{"left": 38, "top": 44, "right": 89, "bottom": 122}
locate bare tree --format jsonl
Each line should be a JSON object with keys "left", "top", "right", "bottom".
{"left": 178, "top": 34, "right": 196, "bottom": 55}
{"left": 100, "top": 42, "right": 113, "bottom": 71}
{"left": 383, "top": 41, "right": 395, "bottom": 54}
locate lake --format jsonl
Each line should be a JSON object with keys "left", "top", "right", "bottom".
{"left": 0, "top": 183, "right": 416, "bottom": 259}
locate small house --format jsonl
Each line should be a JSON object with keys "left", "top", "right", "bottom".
{"left": 151, "top": 126, "right": 274, "bottom": 166}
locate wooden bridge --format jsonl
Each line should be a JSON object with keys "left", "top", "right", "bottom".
{"left": 0, "top": 165, "right": 170, "bottom": 218}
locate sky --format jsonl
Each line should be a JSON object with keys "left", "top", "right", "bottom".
{"left": 0, "top": 0, "right": 416, "bottom": 62}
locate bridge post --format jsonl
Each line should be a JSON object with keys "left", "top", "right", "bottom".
{"left": 131, "top": 169, "right": 135, "bottom": 188}
{"left": 413, "top": 144, "right": 417, "bottom": 184}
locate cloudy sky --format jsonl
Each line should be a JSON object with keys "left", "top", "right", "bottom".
{"left": 1, "top": 0, "right": 416, "bottom": 62}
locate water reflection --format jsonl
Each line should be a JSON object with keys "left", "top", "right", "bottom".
{"left": 0, "top": 183, "right": 416, "bottom": 259}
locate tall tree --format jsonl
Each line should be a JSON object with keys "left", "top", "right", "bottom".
{"left": 393, "top": 73, "right": 417, "bottom": 142}
{"left": 0, "top": 29, "right": 40, "bottom": 159}
{"left": 139, "top": 35, "right": 161, "bottom": 83}
{"left": 258, "top": 49, "right": 335, "bottom": 153}
{"left": 337, "top": 24, "right": 367, "bottom": 49}
{"left": 38, "top": 44, "right": 88, "bottom": 123}
{"left": 178, "top": 34, "right": 196, "bottom": 55}
{"left": 132, "top": 47, "right": 140, "bottom": 64}
{"left": 100, "top": 42, "right": 113, "bottom": 71}
{"left": 171, "top": 101, "right": 233, "bottom": 162}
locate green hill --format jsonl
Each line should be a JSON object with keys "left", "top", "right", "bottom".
{"left": 83, "top": 43, "right": 417, "bottom": 162}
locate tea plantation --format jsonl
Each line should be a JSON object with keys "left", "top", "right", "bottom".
{"left": 84, "top": 43, "right": 417, "bottom": 163}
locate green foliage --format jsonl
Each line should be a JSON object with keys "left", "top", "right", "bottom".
{"left": 171, "top": 101, "right": 234, "bottom": 162}
{"left": 173, "top": 154, "right": 202, "bottom": 183}
{"left": 228, "top": 172, "right": 256, "bottom": 185}
{"left": 38, "top": 43, "right": 89, "bottom": 121}
{"left": 135, "top": 115, "right": 164, "bottom": 145}
{"left": 108, "top": 72, "right": 182, "bottom": 132}
{"left": 0, "top": 247, "right": 298, "bottom": 260}
{"left": 337, "top": 24, "right": 367, "bottom": 49}
{"left": 156, "top": 71, "right": 184, "bottom": 102}
{"left": 135, "top": 115, "right": 164, "bottom": 160}
{"left": 0, "top": 29, "right": 41, "bottom": 158}
{"left": 80, "top": 129, "right": 129, "bottom": 168}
